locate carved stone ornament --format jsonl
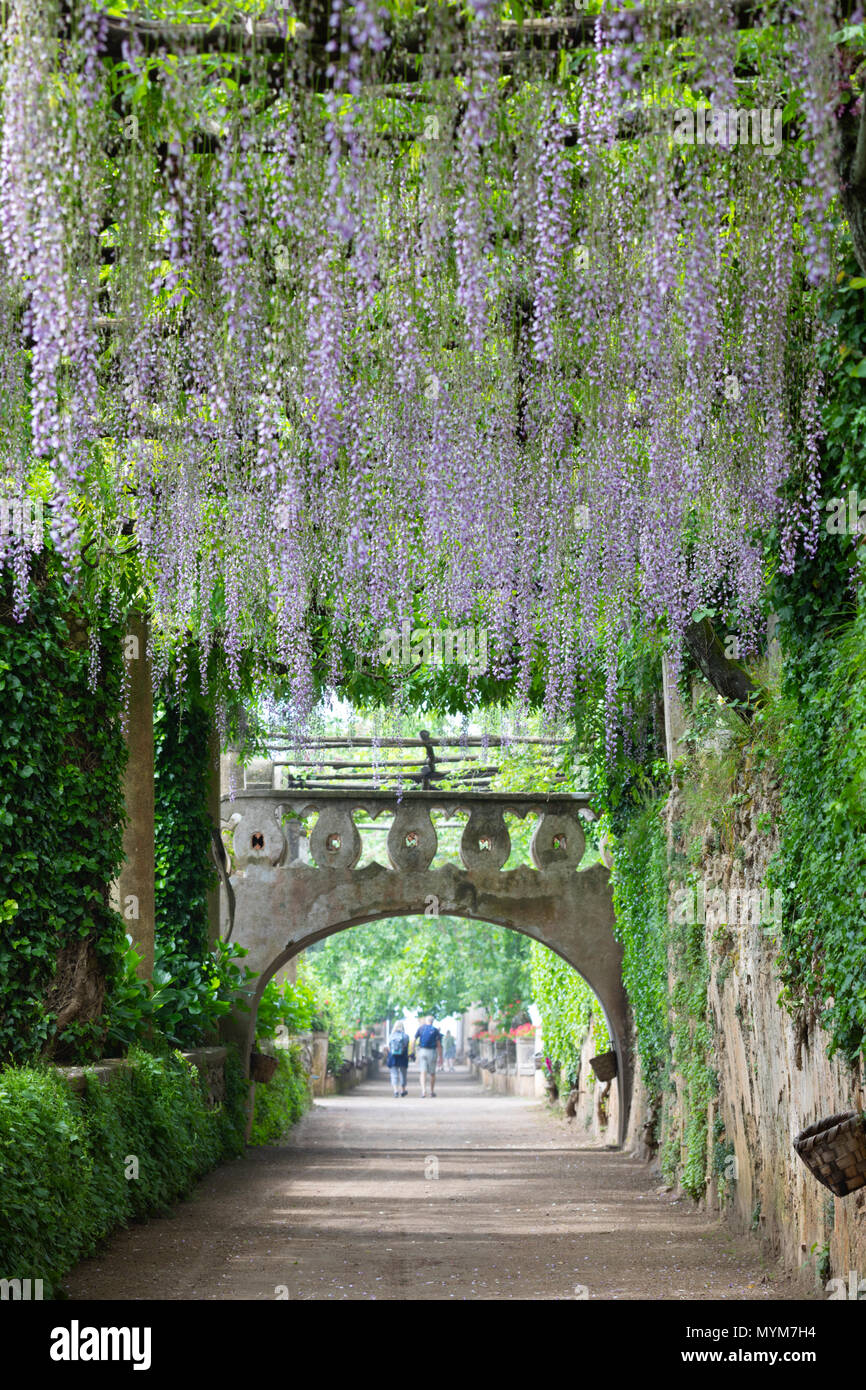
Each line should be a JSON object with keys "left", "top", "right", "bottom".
{"left": 460, "top": 807, "right": 510, "bottom": 871}
{"left": 309, "top": 806, "right": 362, "bottom": 869}
{"left": 387, "top": 804, "right": 437, "bottom": 871}
{"left": 231, "top": 804, "right": 287, "bottom": 870}
{"left": 530, "top": 811, "right": 585, "bottom": 871}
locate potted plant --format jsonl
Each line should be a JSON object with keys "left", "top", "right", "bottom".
{"left": 510, "top": 1021, "right": 537, "bottom": 1074}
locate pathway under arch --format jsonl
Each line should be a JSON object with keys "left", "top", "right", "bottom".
{"left": 218, "top": 786, "right": 634, "bottom": 1144}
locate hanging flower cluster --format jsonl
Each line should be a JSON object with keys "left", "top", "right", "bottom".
{"left": 0, "top": 0, "right": 851, "bottom": 727}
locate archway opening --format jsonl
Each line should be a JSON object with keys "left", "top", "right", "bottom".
{"left": 256, "top": 913, "right": 625, "bottom": 1147}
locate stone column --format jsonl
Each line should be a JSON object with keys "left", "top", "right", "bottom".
{"left": 767, "top": 612, "right": 782, "bottom": 684}
{"left": 112, "top": 612, "right": 155, "bottom": 982}
{"left": 206, "top": 721, "right": 221, "bottom": 951}
{"left": 661, "top": 652, "right": 688, "bottom": 768}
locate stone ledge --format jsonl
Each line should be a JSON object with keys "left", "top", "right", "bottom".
{"left": 54, "top": 1046, "right": 228, "bottom": 1100}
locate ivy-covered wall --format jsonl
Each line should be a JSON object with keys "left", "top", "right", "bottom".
{"left": 154, "top": 687, "right": 214, "bottom": 964}
{"left": 0, "top": 552, "right": 127, "bottom": 1064}
{"left": 529, "top": 940, "right": 609, "bottom": 1091}
{"left": 769, "top": 589, "right": 866, "bottom": 1066}
{"left": 609, "top": 800, "right": 669, "bottom": 1101}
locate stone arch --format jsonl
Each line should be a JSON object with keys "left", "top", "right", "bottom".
{"left": 220, "top": 812, "right": 634, "bottom": 1143}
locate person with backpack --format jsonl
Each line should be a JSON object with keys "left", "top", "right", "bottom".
{"left": 386, "top": 1020, "right": 410, "bottom": 1097}
{"left": 414, "top": 1015, "right": 443, "bottom": 1097}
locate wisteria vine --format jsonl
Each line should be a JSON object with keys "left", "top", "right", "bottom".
{"left": 0, "top": 0, "right": 855, "bottom": 732}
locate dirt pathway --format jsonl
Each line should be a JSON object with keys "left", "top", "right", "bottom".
{"left": 65, "top": 1069, "right": 810, "bottom": 1301}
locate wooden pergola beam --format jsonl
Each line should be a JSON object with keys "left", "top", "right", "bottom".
{"left": 96, "top": 0, "right": 772, "bottom": 73}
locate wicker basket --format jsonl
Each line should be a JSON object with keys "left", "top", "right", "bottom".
{"left": 793, "top": 1110, "right": 866, "bottom": 1197}
{"left": 589, "top": 1051, "right": 618, "bottom": 1083}
{"left": 250, "top": 1050, "right": 279, "bottom": 1084}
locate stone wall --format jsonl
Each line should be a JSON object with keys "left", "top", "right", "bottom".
{"left": 566, "top": 1025, "right": 623, "bottom": 1145}
{"left": 623, "top": 763, "right": 866, "bottom": 1291}
{"left": 55, "top": 1046, "right": 228, "bottom": 1108}
{"left": 685, "top": 766, "right": 865, "bottom": 1287}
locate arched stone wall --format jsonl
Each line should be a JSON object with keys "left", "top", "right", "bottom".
{"left": 219, "top": 790, "right": 634, "bottom": 1143}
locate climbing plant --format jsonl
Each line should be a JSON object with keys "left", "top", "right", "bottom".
{"left": 768, "top": 591, "right": 866, "bottom": 1064}
{"left": 0, "top": 548, "right": 127, "bottom": 1063}
{"left": 0, "top": 0, "right": 856, "bottom": 739}
{"left": 763, "top": 265, "right": 866, "bottom": 1066}
{"left": 154, "top": 682, "right": 214, "bottom": 963}
{"left": 529, "top": 940, "right": 609, "bottom": 1091}
{"left": 607, "top": 799, "right": 670, "bottom": 1098}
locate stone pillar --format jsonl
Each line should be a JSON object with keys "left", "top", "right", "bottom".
{"left": 767, "top": 612, "right": 782, "bottom": 684}
{"left": 661, "top": 652, "right": 688, "bottom": 769}
{"left": 206, "top": 721, "right": 221, "bottom": 951}
{"left": 113, "top": 612, "right": 155, "bottom": 982}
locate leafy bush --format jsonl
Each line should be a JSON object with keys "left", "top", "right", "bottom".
{"left": 255, "top": 975, "right": 318, "bottom": 1042}
{"left": 529, "top": 940, "right": 609, "bottom": 1091}
{"left": 249, "top": 1046, "right": 311, "bottom": 1146}
{"left": 0, "top": 1047, "right": 246, "bottom": 1294}
{"left": 105, "top": 938, "right": 255, "bottom": 1052}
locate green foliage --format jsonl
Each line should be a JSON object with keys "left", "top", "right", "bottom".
{"left": 0, "top": 551, "right": 127, "bottom": 1064}
{"left": 0, "top": 1047, "right": 246, "bottom": 1294}
{"left": 154, "top": 686, "right": 215, "bottom": 962}
{"left": 767, "top": 590, "right": 866, "bottom": 1064}
{"left": 303, "top": 916, "right": 531, "bottom": 1027}
{"left": 767, "top": 265, "right": 866, "bottom": 657}
{"left": 607, "top": 798, "right": 672, "bottom": 1096}
{"left": 249, "top": 1045, "right": 310, "bottom": 1145}
{"left": 579, "top": 622, "right": 669, "bottom": 824}
{"left": 763, "top": 265, "right": 866, "bottom": 1066}
{"left": 529, "top": 940, "right": 608, "bottom": 1090}
{"left": 255, "top": 974, "right": 319, "bottom": 1042}
{"left": 669, "top": 920, "right": 715, "bottom": 1202}
{"left": 105, "top": 938, "right": 255, "bottom": 1052}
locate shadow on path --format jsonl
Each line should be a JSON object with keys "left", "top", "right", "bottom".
{"left": 64, "top": 1067, "right": 810, "bottom": 1301}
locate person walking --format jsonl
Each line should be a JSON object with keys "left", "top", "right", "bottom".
{"left": 387, "top": 1020, "right": 410, "bottom": 1096}
{"left": 443, "top": 1030, "right": 456, "bottom": 1072}
{"left": 414, "top": 1014, "right": 443, "bottom": 1097}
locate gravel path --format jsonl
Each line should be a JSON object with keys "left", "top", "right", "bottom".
{"left": 64, "top": 1068, "right": 811, "bottom": 1301}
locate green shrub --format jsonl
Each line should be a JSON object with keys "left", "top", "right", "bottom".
{"left": 529, "top": 940, "right": 608, "bottom": 1089}
{"left": 104, "top": 938, "right": 255, "bottom": 1053}
{"left": 249, "top": 1046, "right": 311, "bottom": 1146}
{"left": 0, "top": 1047, "right": 246, "bottom": 1293}
{"left": 255, "top": 976, "right": 318, "bottom": 1042}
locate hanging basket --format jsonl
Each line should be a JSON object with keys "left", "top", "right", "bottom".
{"left": 250, "top": 1050, "right": 279, "bottom": 1084}
{"left": 793, "top": 1110, "right": 866, "bottom": 1197}
{"left": 589, "top": 1051, "right": 618, "bottom": 1083}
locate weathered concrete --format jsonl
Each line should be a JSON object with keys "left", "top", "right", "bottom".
{"left": 54, "top": 1046, "right": 228, "bottom": 1106}
{"left": 112, "top": 611, "right": 155, "bottom": 981}
{"left": 206, "top": 722, "right": 221, "bottom": 951}
{"left": 218, "top": 787, "right": 634, "bottom": 1145}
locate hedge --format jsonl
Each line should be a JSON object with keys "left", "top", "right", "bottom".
{"left": 249, "top": 1045, "right": 311, "bottom": 1146}
{"left": 0, "top": 1047, "right": 247, "bottom": 1294}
